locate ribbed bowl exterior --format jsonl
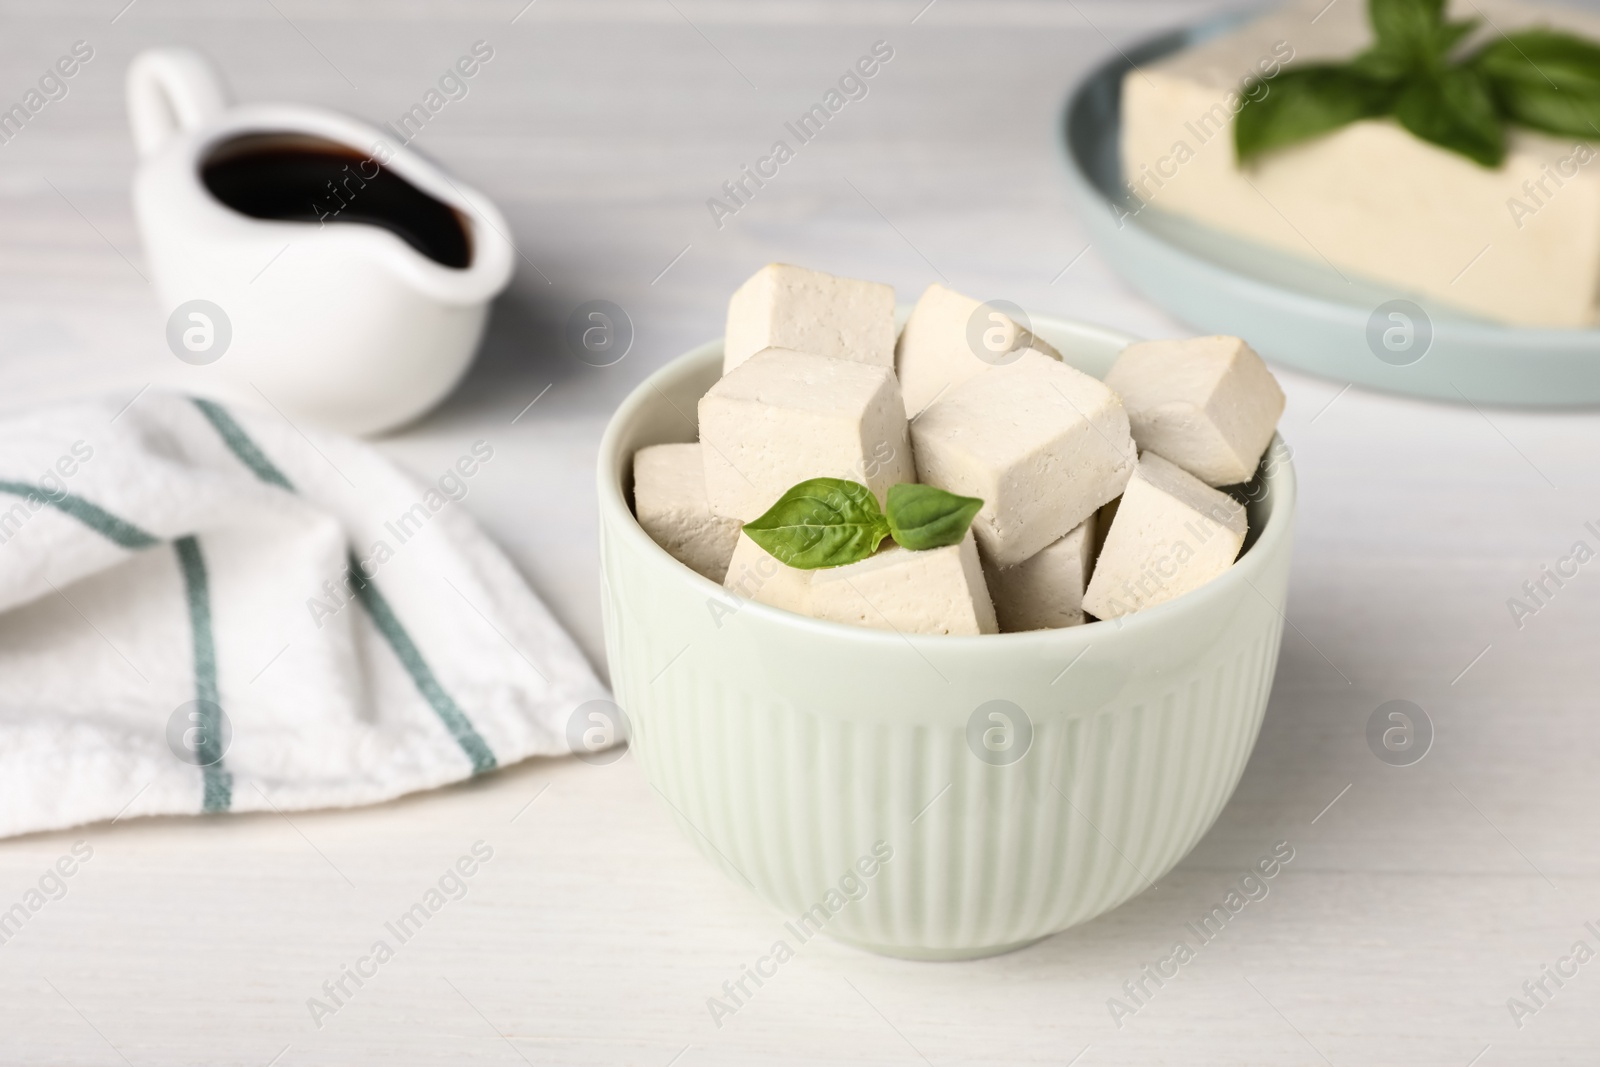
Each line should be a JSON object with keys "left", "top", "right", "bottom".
{"left": 599, "top": 324, "right": 1296, "bottom": 959}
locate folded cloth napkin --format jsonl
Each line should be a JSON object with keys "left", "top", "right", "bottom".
{"left": 0, "top": 392, "right": 611, "bottom": 838}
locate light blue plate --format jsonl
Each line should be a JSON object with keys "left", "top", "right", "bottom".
{"left": 1059, "top": 16, "right": 1600, "bottom": 407}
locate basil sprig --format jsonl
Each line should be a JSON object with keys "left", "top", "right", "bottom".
{"left": 743, "top": 478, "right": 982, "bottom": 569}
{"left": 1236, "top": 0, "right": 1600, "bottom": 168}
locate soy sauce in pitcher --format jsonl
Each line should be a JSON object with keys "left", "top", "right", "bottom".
{"left": 201, "top": 133, "right": 472, "bottom": 269}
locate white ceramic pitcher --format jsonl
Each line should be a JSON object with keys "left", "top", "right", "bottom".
{"left": 128, "top": 47, "right": 515, "bottom": 436}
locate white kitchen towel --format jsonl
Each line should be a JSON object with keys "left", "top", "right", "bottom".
{"left": 0, "top": 392, "right": 612, "bottom": 838}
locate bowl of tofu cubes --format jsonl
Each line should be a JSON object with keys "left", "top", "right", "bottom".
{"left": 597, "top": 264, "right": 1296, "bottom": 959}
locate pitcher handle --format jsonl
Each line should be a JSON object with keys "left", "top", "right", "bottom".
{"left": 126, "top": 47, "right": 230, "bottom": 158}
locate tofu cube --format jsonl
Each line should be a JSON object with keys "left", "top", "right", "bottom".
{"left": 895, "top": 283, "right": 1062, "bottom": 417}
{"left": 698, "top": 348, "right": 914, "bottom": 522}
{"left": 1082, "top": 452, "right": 1247, "bottom": 620}
{"left": 983, "top": 514, "right": 1095, "bottom": 632}
{"left": 723, "top": 264, "right": 896, "bottom": 374}
{"left": 808, "top": 532, "right": 998, "bottom": 636}
{"left": 1103, "top": 336, "right": 1285, "bottom": 487}
{"left": 632, "top": 443, "right": 742, "bottom": 582}
{"left": 722, "top": 532, "right": 813, "bottom": 615}
{"left": 910, "top": 351, "right": 1136, "bottom": 566}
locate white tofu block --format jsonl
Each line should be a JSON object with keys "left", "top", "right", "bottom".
{"left": 895, "top": 283, "right": 1062, "bottom": 417}
{"left": 722, "top": 532, "right": 813, "bottom": 615}
{"left": 1121, "top": 0, "right": 1600, "bottom": 327}
{"left": 983, "top": 515, "right": 1095, "bottom": 631}
{"left": 808, "top": 532, "right": 998, "bottom": 636}
{"left": 910, "top": 352, "right": 1136, "bottom": 566}
{"left": 1103, "top": 335, "right": 1285, "bottom": 486}
{"left": 723, "top": 263, "right": 897, "bottom": 374}
{"left": 632, "top": 443, "right": 742, "bottom": 582}
{"left": 698, "top": 347, "right": 914, "bottom": 522}
{"left": 1082, "top": 452, "right": 1247, "bottom": 620}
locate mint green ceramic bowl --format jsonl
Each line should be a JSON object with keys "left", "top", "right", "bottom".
{"left": 597, "top": 312, "right": 1297, "bottom": 959}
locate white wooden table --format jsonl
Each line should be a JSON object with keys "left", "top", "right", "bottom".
{"left": 3, "top": 1, "right": 1599, "bottom": 1063}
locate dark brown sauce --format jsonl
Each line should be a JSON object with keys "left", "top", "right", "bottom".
{"left": 201, "top": 133, "right": 472, "bottom": 269}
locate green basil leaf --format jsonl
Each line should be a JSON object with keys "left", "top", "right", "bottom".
{"left": 1235, "top": 66, "right": 1398, "bottom": 163}
{"left": 1431, "top": 17, "right": 1481, "bottom": 59}
{"left": 1368, "top": 0, "right": 1448, "bottom": 64}
{"left": 743, "top": 478, "right": 889, "bottom": 569}
{"left": 1490, "top": 80, "right": 1600, "bottom": 139}
{"left": 884, "top": 484, "right": 983, "bottom": 552}
{"left": 1347, "top": 44, "right": 1415, "bottom": 81}
{"left": 1474, "top": 30, "right": 1600, "bottom": 139}
{"left": 1474, "top": 29, "right": 1600, "bottom": 96}
{"left": 1350, "top": 13, "right": 1474, "bottom": 79}
{"left": 1394, "top": 66, "right": 1506, "bottom": 166}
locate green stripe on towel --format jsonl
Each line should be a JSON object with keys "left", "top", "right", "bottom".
{"left": 191, "top": 399, "right": 293, "bottom": 491}
{"left": 0, "top": 481, "right": 158, "bottom": 549}
{"left": 346, "top": 554, "right": 497, "bottom": 774}
{"left": 175, "top": 536, "right": 233, "bottom": 812}
{"left": 4, "top": 403, "right": 501, "bottom": 807}
{"left": 189, "top": 397, "right": 498, "bottom": 774}
{"left": 0, "top": 479, "right": 233, "bottom": 812}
